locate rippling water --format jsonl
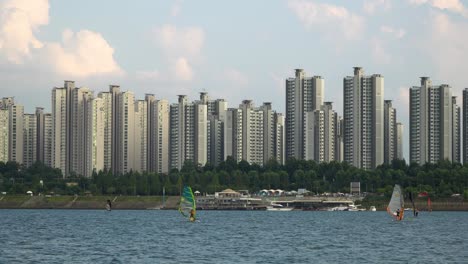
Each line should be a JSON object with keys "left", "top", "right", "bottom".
{"left": 1, "top": 210, "right": 467, "bottom": 263}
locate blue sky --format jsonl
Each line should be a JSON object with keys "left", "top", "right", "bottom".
{"left": 1, "top": 0, "right": 468, "bottom": 159}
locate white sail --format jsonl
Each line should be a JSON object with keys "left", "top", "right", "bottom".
{"left": 387, "top": 184, "right": 404, "bottom": 220}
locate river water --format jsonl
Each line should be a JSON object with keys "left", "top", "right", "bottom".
{"left": 0, "top": 210, "right": 467, "bottom": 263}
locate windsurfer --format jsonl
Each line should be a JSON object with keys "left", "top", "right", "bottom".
{"left": 396, "top": 208, "right": 400, "bottom": 218}
{"left": 189, "top": 209, "right": 196, "bottom": 221}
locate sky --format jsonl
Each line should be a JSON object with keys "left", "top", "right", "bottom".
{"left": 1, "top": 0, "right": 468, "bottom": 160}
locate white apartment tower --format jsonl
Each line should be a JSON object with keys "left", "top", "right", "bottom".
{"left": 396, "top": 123, "right": 404, "bottom": 160}
{"left": 452, "top": 96, "right": 461, "bottom": 163}
{"left": 240, "top": 100, "right": 264, "bottom": 165}
{"left": 90, "top": 97, "right": 105, "bottom": 175}
{"left": 9, "top": 102, "right": 24, "bottom": 164}
{"left": 51, "top": 86, "right": 68, "bottom": 176}
{"left": 154, "top": 99, "right": 170, "bottom": 173}
{"left": 0, "top": 108, "right": 8, "bottom": 162}
{"left": 343, "top": 67, "right": 384, "bottom": 169}
{"left": 23, "top": 114, "right": 37, "bottom": 168}
{"left": 71, "top": 87, "right": 93, "bottom": 177}
{"left": 116, "top": 91, "right": 135, "bottom": 174}
{"left": 98, "top": 89, "right": 114, "bottom": 171}
{"left": 274, "top": 113, "right": 285, "bottom": 164}
{"left": 384, "top": 100, "right": 396, "bottom": 164}
{"left": 463, "top": 89, "right": 468, "bottom": 163}
{"left": 134, "top": 100, "right": 148, "bottom": 172}
{"left": 410, "top": 77, "right": 456, "bottom": 164}
{"left": 286, "top": 69, "right": 324, "bottom": 160}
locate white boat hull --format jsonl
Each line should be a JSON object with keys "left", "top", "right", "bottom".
{"left": 266, "top": 206, "right": 294, "bottom": 211}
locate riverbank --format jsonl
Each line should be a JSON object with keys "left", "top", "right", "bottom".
{"left": 1, "top": 195, "right": 467, "bottom": 210}
{"left": 0, "top": 195, "right": 180, "bottom": 210}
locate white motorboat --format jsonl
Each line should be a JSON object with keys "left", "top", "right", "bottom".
{"left": 369, "top": 206, "right": 376, "bottom": 211}
{"left": 266, "top": 203, "right": 294, "bottom": 211}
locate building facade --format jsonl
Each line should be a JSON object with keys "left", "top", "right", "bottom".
{"left": 343, "top": 67, "right": 384, "bottom": 169}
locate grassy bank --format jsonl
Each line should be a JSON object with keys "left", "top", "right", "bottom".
{"left": 0, "top": 195, "right": 179, "bottom": 210}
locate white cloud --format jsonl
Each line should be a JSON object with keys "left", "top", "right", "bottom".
{"left": 363, "top": 0, "right": 391, "bottom": 14}
{"left": 410, "top": 0, "right": 468, "bottom": 17}
{"left": 40, "top": 29, "right": 123, "bottom": 78}
{"left": 287, "top": 0, "right": 365, "bottom": 40}
{"left": 0, "top": 0, "right": 123, "bottom": 77}
{"left": 426, "top": 12, "right": 468, "bottom": 89}
{"left": 171, "top": 0, "right": 182, "bottom": 17}
{"left": 153, "top": 24, "right": 204, "bottom": 59}
{"left": 371, "top": 38, "right": 391, "bottom": 64}
{"left": 0, "top": 0, "right": 48, "bottom": 63}
{"left": 135, "top": 69, "right": 160, "bottom": 81}
{"left": 171, "top": 57, "right": 193, "bottom": 81}
{"left": 380, "top": 26, "right": 406, "bottom": 39}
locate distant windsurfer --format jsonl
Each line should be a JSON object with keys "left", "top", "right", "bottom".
{"left": 414, "top": 209, "right": 419, "bottom": 217}
{"left": 396, "top": 208, "right": 400, "bottom": 219}
{"left": 106, "top": 199, "right": 112, "bottom": 211}
{"left": 189, "top": 209, "right": 196, "bottom": 222}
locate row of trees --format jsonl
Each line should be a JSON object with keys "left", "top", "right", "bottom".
{"left": 0, "top": 158, "right": 467, "bottom": 198}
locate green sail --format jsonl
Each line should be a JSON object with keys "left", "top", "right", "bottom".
{"left": 179, "top": 186, "right": 196, "bottom": 220}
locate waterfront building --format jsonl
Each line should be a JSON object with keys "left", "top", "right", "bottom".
{"left": 23, "top": 114, "right": 37, "bottom": 168}
{"left": 343, "top": 67, "right": 384, "bottom": 169}
{"left": 452, "top": 97, "right": 461, "bottom": 163}
{"left": 335, "top": 117, "right": 344, "bottom": 162}
{"left": 410, "top": 77, "right": 458, "bottom": 164}
{"left": 154, "top": 99, "right": 170, "bottom": 173}
{"left": 225, "top": 108, "right": 243, "bottom": 162}
{"left": 116, "top": 91, "right": 135, "bottom": 174}
{"left": 97, "top": 89, "right": 114, "bottom": 171}
{"left": 110, "top": 85, "right": 121, "bottom": 175}
{"left": 463, "top": 89, "right": 468, "bottom": 163}
{"left": 90, "top": 97, "right": 105, "bottom": 175}
{"left": 51, "top": 81, "right": 75, "bottom": 177}
{"left": 35, "top": 108, "right": 53, "bottom": 168}
{"left": 8, "top": 102, "right": 24, "bottom": 164}
{"left": 384, "top": 100, "right": 396, "bottom": 164}
{"left": 0, "top": 107, "right": 9, "bottom": 162}
{"left": 240, "top": 100, "right": 264, "bottom": 165}
{"left": 134, "top": 100, "right": 148, "bottom": 172}
{"left": 274, "top": 113, "right": 285, "bottom": 164}
{"left": 208, "top": 99, "right": 227, "bottom": 167}
{"left": 322, "top": 102, "right": 337, "bottom": 163}
{"left": 71, "top": 87, "right": 93, "bottom": 177}
{"left": 396, "top": 122, "right": 404, "bottom": 160}
{"left": 286, "top": 69, "right": 324, "bottom": 160}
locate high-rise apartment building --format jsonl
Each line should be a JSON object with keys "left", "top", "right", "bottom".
{"left": 463, "top": 89, "right": 468, "bottom": 163}
{"left": 36, "top": 107, "right": 53, "bottom": 167}
{"left": 396, "top": 122, "right": 404, "bottom": 160}
{"left": 154, "top": 99, "right": 170, "bottom": 173}
{"left": 9, "top": 103, "right": 24, "bottom": 164}
{"left": 286, "top": 70, "right": 324, "bottom": 161}
{"left": 98, "top": 89, "right": 113, "bottom": 171}
{"left": 0, "top": 107, "right": 9, "bottom": 162}
{"left": 116, "top": 91, "right": 135, "bottom": 174}
{"left": 410, "top": 77, "right": 457, "bottom": 164}
{"left": 90, "top": 97, "right": 104, "bottom": 176}
{"left": 134, "top": 100, "right": 148, "bottom": 172}
{"left": 71, "top": 87, "right": 93, "bottom": 177}
{"left": 239, "top": 100, "right": 264, "bottom": 165}
{"left": 384, "top": 100, "right": 396, "bottom": 164}
{"left": 274, "top": 113, "right": 285, "bottom": 164}
{"left": 452, "top": 97, "right": 460, "bottom": 163}
{"left": 23, "top": 114, "right": 37, "bottom": 168}
{"left": 343, "top": 67, "right": 384, "bottom": 169}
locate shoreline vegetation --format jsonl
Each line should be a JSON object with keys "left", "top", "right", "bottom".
{"left": 0, "top": 195, "right": 467, "bottom": 211}
{"left": 1, "top": 159, "right": 467, "bottom": 211}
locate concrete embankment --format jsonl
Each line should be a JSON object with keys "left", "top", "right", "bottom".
{"left": 0, "top": 195, "right": 179, "bottom": 210}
